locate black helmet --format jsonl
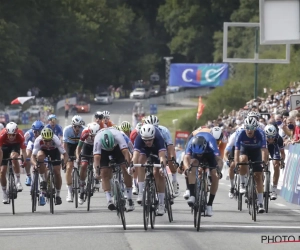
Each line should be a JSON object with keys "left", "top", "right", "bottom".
{"left": 191, "top": 136, "right": 207, "bottom": 154}
{"left": 94, "top": 111, "right": 103, "bottom": 120}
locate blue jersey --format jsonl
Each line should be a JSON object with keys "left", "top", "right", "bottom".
{"left": 24, "top": 129, "right": 35, "bottom": 146}
{"left": 121, "top": 131, "right": 134, "bottom": 154}
{"left": 134, "top": 127, "right": 166, "bottom": 155}
{"left": 45, "top": 124, "right": 63, "bottom": 137}
{"left": 63, "top": 125, "right": 84, "bottom": 144}
{"left": 235, "top": 129, "right": 267, "bottom": 150}
{"left": 157, "top": 125, "right": 173, "bottom": 146}
{"left": 185, "top": 132, "right": 220, "bottom": 156}
{"left": 267, "top": 133, "right": 284, "bottom": 149}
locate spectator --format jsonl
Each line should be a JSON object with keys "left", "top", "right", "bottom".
{"left": 65, "top": 100, "right": 70, "bottom": 119}
{"left": 291, "top": 113, "right": 300, "bottom": 144}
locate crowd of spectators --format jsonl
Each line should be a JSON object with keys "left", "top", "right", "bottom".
{"left": 204, "top": 83, "right": 300, "bottom": 146}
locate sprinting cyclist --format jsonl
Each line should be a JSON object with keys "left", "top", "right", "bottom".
{"left": 45, "top": 114, "right": 63, "bottom": 139}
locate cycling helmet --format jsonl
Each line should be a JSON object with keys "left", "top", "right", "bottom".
{"left": 102, "top": 111, "right": 110, "bottom": 118}
{"left": 140, "top": 124, "right": 155, "bottom": 140}
{"left": 120, "top": 121, "right": 131, "bottom": 133}
{"left": 211, "top": 126, "right": 223, "bottom": 141}
{"left": 47, "top": 114, "right": 57, "bottom": 121}
{"left": 144, "top": 115, "right": 159, "bottom": 126}
{"left": 191, "top": 136, "right": 207, "bottom": 154}
{"left": 32, "top": 120, "right": 44, "bottom": 131}
{"left": 247, "top": 111, "right": 260, "bottom": 119}
{"left": 0, "top": 123, "right": 4, "bottom": 131}
{"left": 112, "top": 125, "right": 120, "bottom": 131}
{"left": 88, "top": 122, "right": 100, "bottom": 136}
{"left": 81, "top": 120, "right": 85, "bottom": 126}
{"left": 264, "top": 124, "right": 277, "bottom": 137}
{"left": 135, "top": 122, "right": 143, "bottom": 133}
{"left": 72, "top": 115, "right": 83, "bottom": 126}
{"left": 41, "top": 128, "right": 53, "bottom": 140}
{"left": 99, "top": 129, "right": 115, "bottom": 150}
{"left": 94, "top": 111, "right": 103, "bottom": 120}
{"left": 6, "top": 122, "right": 18, "bottom": 134}
{"left": 244, "top": 117, "right": 258, "bottom": 128}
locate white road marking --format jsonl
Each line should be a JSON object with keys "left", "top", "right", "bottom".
{"left": 275, "top": 203, "right": 286, "bottom": 207}
{"left": 1, "top": 224, "right": 300, "bottom": 232}
{"left": 292, "top": 209, "right": 300, "bottom": 214}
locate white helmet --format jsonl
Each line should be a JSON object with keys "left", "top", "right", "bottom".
{"left": 6, "top": 122, "right": 18, "bottom": 134}
{"left": 72, "top": 115, "right": 83, "bottom": 126}
{"left": 244, "top": 117, "right": 258, "bottom": 128}
{"left": 88, "top": 122, "right": 100, "bottom": 136}
{"left": 140, "top": 124, "right": 155, "bottom": 140}
{"left": 135, "top": 122, "right": 142, "bottom": 133}
{"left": 247, "top": 111, "right": 260, "bottom": 119}
{"left": 144, "top": 115, "right": 159, "bottom": 126}
{"left": 264, "top": 124, "right": 277, "bottom": 137}
{"left": 0, "top": 123, "right": 4, "bottom": 131}
{"left": 211, "top": 126, "right": 223, "bottom": 140}
{"left": 102, "top": 111, "right": 110, "bottom": 118}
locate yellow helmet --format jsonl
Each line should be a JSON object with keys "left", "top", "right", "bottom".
{"left": 120, "top": 121, "right": 131, "bottom": 133}
{"left": 41, "top": 128, "right": 53, "bottom": 140}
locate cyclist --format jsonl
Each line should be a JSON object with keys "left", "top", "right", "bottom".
{"left": 94, "top": 112, "right": 105, "bottom": 129}
{"left": 93, "top": 127, "right": 134, "bottom": 211}
{"left": 130, "top": 122, "right": 142, "bottom": 144}
{"left": 120, "top": 121, "right": 131, "bottom": 137}
{"left": 247, "top": 111, "right": 265, "bottom": 130}
{"left": 131, "top": 124, "right": 167, "bottom": 215}
{"left": 76, "top": 122, "right": 100, "bottom": 205}
{"left": 0, "top": 122, "right": 27, "bottom": 203}
{"left": 102, "top": 111, "right": 114, "bottom": 128}
{"left": 63, "top": 115, "right": 84, "bottom": 202}
{"left": 45, "top": 115, "right": 63, "bottom": 139}
{"left": 24, "top": 120, "right": 44, "bottom": 186}
{"left": 183, "top": 132, "right": 222, "bottom": 217}
{"left": 235, "top": 117, "right": 268, "bottom": 213}
{"left": 31, "top": 128, "right": 68, "bottom": 205}
{"left": 264, "top": 124, "right": 285, "bottom": 200}
{"left": 144, "top": 115, "right": 179, "bottom": 197}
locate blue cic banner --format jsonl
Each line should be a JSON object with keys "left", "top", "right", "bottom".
{"left": 169, "top": 63, "right": 229, "bottom": 87}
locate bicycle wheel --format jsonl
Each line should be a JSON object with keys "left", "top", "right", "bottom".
{"left": 250, "top": 176, "right": 256, "bottom": 222}
{"left": 264, "top": 171, "right": 270, "bottom": 213}
{"left": 31, "top": 171, "right": 38, "bottom": 213}
{"left": 165, "top": 178, "right": 173, "bottom": 223}
{"left": 247, "top": 177, "right": 252, "bottom": 216}
{"left": 116, "top": 183, "right": 126, "bottom": 230}
{"left": 72, "top": 170, "right": 78, "bottom": 208}
{"left": 150, "top": 181, "right": 157, "bottom": 229}
{"left": 143, "top": 179, "right": 151, "bottom": 230}
{"left": 9, "top": 173, "right": 15, "bottom": 215}
{"left": 197, "top": 174, "right": 206, "bottom": 231}
{"left": 86, "top": 168, "right": 93, "bottom": 211}
{"left": 49, "top": 173, "right": 54, "bottom": 214}
{"left": 237, "top": 175, "right": 242, "bottom": 211}
{"left": 193, "top": 180, "right": 200, "bottom": 228}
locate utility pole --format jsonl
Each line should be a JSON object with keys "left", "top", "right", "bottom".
{"left": 163, "top": 57, "right": 173, "bottom": 87}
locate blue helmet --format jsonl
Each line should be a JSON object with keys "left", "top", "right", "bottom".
{"left": 48, "top": 114, "right": 56, "bottom": 121}
{"left": 32, "top": 120, "right": 44, "bottom": 131}
{"left": 191, "top": 136, "right": 207, "bottom": 154}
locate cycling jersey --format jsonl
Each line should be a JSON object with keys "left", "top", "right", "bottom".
{"left": 45, "top": 124, "right": 63, "bottom": 137}
{"left": 134, "top": 127, "right": 166, "bottom": 156}
{"left": 120, "top": 131, "right": 134, "bottom": 154}
{"left": 130, "top": 129, "right": 139, "bottom": 144}
{"left": 79, "top": 127, "right": 94, "bottom": 146}
{"left": 267, "top": 134, "right": 284, "bottom": 160}
{"left": 32, "top": 134, "right": 66, "bottom": 155}
{"left": 225, "top": 131, "right": 237, "bottom": 151}
{"left": 27, "top": 140, "right": 34, "bottom": 151}
{"left": 0, "top": 129, "right": 26, "bottom": 149}
{"left": 63, "top": 125, "right": 84, "bottom": 144}
{"left": 157, "top": 125, "right": 173, "bottom": 146}
{"left": 185, "top": 132, "right": 220, "bottom": 156}
{"left": 235, "top": 129, "right": 267, "bottom": 150}
{"left": 24, "top": 129, "right": 35, "bottom": 146}
{"left": 93, "top": 128, "right": 128, "bottom": 154}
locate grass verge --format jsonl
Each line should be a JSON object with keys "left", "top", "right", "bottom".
{"left": 157, "top": 108, "right": 196, "bottom": 138}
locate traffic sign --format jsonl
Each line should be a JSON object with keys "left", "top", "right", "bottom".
{"left": 150, "top": 104, "right": 157, "bottom": 115}
{"left": 150, "top": 72, "right": 160, "bottom": 82}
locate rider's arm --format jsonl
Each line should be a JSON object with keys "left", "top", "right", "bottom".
{"left": 0, "top": 148, "right": 3, "bottom": 166}
{"left": 121, "top": 148, "right": 131, "bottom": 164}
{"left": 183, "top": 154, "right": 191, "bottom": 171}
{"left": 19, "top": 133, "right": 27, "bottom": 160}
{"left": 132, "top": 134, "right": 143, "bottom": 164}
{"left": 259, "top": 129, "right": 268, "bottom": 163}
{"left": 76, "top": 140, "right": 83, "bottom": 159}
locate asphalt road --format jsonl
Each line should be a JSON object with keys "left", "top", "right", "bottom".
{"left": 0, "top": 99, "right": 299, "bottom": 250}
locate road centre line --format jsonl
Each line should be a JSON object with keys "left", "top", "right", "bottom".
{"left": 1, "top": 224, "right": 300, "bottom": 232}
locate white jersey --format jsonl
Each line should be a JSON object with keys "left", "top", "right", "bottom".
{"left": 32, "top": 134, "right": 66, "bottom": 155}
{"left": 93, "top": 127, "right": 128, "bottom": 154}
{"left": 226, "top": 132, "right": 237, "bottom": 150}
{"left": 26, "top": 140, "right": 34, "bottom": 151}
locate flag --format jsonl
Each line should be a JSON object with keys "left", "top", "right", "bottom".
{"left": 11, "top": 96, "right": 35, "bottom": 105}
{"left": 196, "top": 96, "right": 205, "bottom": 120}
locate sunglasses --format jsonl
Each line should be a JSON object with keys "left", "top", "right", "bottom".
{"left": 267, "top": 135, "right": 275, "bottom": 139}
{"left": 33, "top": 130, "right": 41, "bottom": 134}
{"left": 7, "top": 134, "right": 16, "bottom": 137}
{"left": 143, "top": 138, "right": 153, "bottom": 142}
{"left": 48, "top": 118, "right": 56, "bottom": 122}
{"left": 245, "top": 125, "right": 256, "bottom": 131}
{"left": 73, "top": 125, "right": 81, "bottom": 129}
